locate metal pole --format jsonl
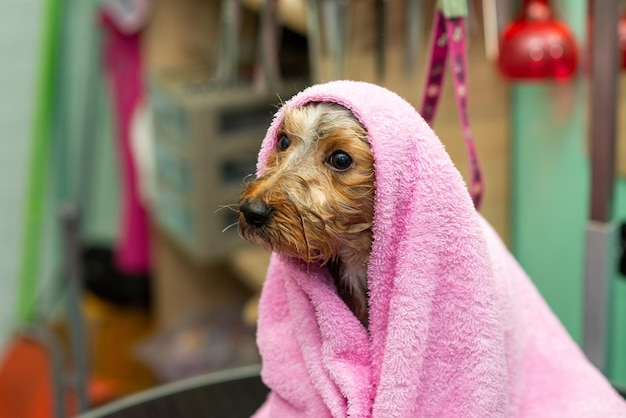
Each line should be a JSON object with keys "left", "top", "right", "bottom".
{"left": 590, "top": 0, "right": 619, "bottom": 223}
{"left": 25, "top": 327, "right": 67, "bottom": 418}
{"left": 61, "top": 205, "right": 90, "bottom": 412}
{"left": 584, "top": 0, "right": 620, "bottom": 372}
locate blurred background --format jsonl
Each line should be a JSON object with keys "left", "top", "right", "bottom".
{"left": 1, "top": 0, "right": 626, "bottom": 416}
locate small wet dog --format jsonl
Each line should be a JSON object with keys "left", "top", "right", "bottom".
{"left": 238, "top": 103, "right": 374, "bottom": 326}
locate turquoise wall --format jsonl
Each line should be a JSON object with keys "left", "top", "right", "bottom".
{"left": 511, "top": 0, "right": 626, "bottom": 385}
{"left": 512, "top": 83, "right": 588, "bottom": 341}
{"left": 609, "top": 183, "right": 626, "bottom": 384}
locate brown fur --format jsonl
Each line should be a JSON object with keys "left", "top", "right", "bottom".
{"left": 238, "top": 103, "right": 375, "bottom": 326}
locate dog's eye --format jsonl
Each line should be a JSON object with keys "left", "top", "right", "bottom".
{"left": 277, "top": 135, "right": 290, "bottom": 151}
{"left": 328, "top": 151, "right": 353, "bottom": 171}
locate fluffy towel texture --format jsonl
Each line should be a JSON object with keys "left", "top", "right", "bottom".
{"left": 252, "top": 81, "right": 626, "bottom": 417}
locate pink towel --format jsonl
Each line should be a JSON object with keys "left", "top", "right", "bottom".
{"left": 252, "top": 81, "right": 626, "bottom": 417}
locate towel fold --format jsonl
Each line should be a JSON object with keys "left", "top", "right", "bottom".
{"left": 252, "top": 81, "right": 626, "bottom": 417}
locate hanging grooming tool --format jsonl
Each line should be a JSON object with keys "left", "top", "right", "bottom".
{"left": 375, "top": 0, "right": 388, "bottom": 80}
{"left": 482, "top": 0, "right": 499, "bottom": 60}
{"left": 421, "top": 0, "right": 484, "bottom": 209}
{"left": 497, "top": 0, "right": 578, "bottom": 80}
{"left": 405, "top": 0, "right": 423, "bottom": 77}
{"left": 101, "top": 0, "right": 151, "bottom": 34}
{"left": 258, "top": 0, "right": 281, "bottom": 89}
{"left": 320, "top": 0, "right": 349, "bottom": 80}
{"left": 217, "top": 0, "right": 241, "bottom": 82}
{"left": 305, "top": 0, "right": 323, "bottom": 82}
{"left": 495, "top": 0, "right": 513, "bottom": 38}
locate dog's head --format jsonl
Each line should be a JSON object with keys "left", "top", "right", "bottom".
{"left": 238, "top": 102, "right": 375, "bottom": 266}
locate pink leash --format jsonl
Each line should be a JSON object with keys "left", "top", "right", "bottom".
{"left": 420, "top": 9, "right": 484, "bottom": 210}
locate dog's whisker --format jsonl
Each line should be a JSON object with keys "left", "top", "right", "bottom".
{"left": 275, "top": 93, "right": 285, "bottom": 108}
{"left": 221, "top": 221, "right": 239, "bottom": 233}
{"left": 236, "top": 227, "right": 245, "bottom": 241}
{"left": 242, "top": 173, "right": 256, "bottom": 186}
{"left": 215, "top": 204, "right": 239, "bottom": 213}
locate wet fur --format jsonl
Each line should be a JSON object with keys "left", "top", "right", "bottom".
{"left": 238, "top": 103, "right": 375, "bottom": 326}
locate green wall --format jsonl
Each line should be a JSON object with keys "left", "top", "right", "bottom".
{"left": 511, "top": 0, "right": 626, "bottom": 385}
{"left": 609, "top": 183, "right": 626, "bottom": 384}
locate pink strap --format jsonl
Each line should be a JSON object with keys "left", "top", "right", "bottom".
{"left": 420, "top": 9, "right": 484, "bottom": 210}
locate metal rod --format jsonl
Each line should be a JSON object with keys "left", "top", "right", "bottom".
{"left": 24, "top": 327, "right": 67, "bottom": 418}
{"left": 584, "top": 0, "right": 620, "bottom": 374}
{"left": 305, "top": 0, "right": 323, "bottom": 83}
{"left": 590, "top": 0, "right": 619, "bottom": 222}
{"left": 375, "top": 0, "right": 387, "bottom": 81}
{"left": 217, "top": 0, "right": 241, "bottom": 82}
{"left": 259, "top": 0, "right": 281, "bottom": 88}
{"left": 583, "top": 222, "right": 617, "bottom": 372}
{"left": 61, "top": 205, "right": 90, "bottom": 412}
{"left": 405, "top": 0, "right": 422, "bottom": 76}
{"left": 321, "top": 0, "right": 349, "bottom": 80}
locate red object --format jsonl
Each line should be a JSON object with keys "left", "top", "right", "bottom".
{"left": 0, "top": 337, "right": 52, "bottom": 418}
{"left": 498, "top": 0, "right": 578, "bottom": 80}
{"left": 0, "top": 336, "right": 118, "bottom": 418}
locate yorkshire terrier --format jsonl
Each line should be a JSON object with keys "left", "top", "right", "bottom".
{"left": 238, "top": 102, "right": 374, "bottom": 327}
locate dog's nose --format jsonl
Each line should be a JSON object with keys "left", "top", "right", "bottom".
{"left": 239, "top": 200, "right": 273, "bottom": 227}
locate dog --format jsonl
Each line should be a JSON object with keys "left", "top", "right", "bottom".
{"left": 238, "top": 102, "right": 375, "bottom": 327}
